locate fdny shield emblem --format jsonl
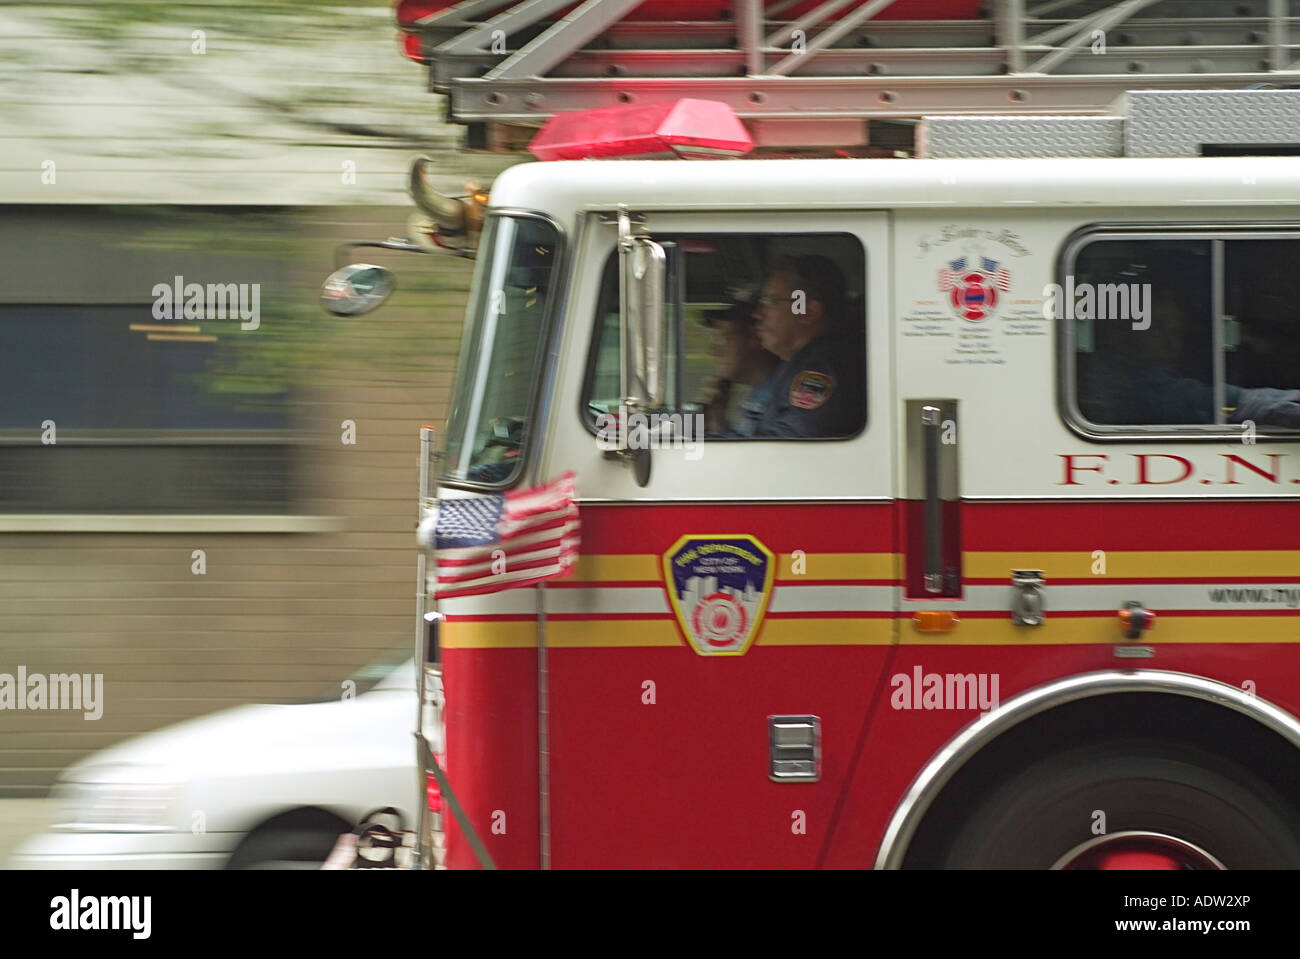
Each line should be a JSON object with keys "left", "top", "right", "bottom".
{"left": 662, "top": 534, "right": 775, "bottom": 656}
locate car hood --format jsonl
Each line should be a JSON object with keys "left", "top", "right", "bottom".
{"left": 61, "top": 688, "right": 417, "bottom": 784}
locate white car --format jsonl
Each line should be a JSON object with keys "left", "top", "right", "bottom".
{"left": 8, "top": 658, "right": 420, "bottom": 869}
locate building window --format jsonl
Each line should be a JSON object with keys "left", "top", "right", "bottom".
{"left": 0, "top": 304, "right": 291, "bottom": 513}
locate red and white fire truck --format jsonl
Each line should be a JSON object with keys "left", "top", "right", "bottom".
{"left": 323, "top": 2, "right": 1300, "bottom": 870}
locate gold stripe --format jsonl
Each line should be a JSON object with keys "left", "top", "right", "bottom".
{"left": 441, "top": 621, "right": 537, "bottom": 649}
{"left": 967, "top": 551, "right": 1300, "bottom": 579}
{"left": 776, "top": 552, "right": 898, "bottom": 580}
{"left": 547, "top": 620, "right": 681, "bottom": 648}
{"left": 572, "top": 555, "right": 660, "bottom": 581}
{"left": 444, "top": 615, "right": 1300, "bottom": 649}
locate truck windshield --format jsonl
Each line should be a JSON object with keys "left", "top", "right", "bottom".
{"left": 442, "top": 214, "right": 559, "bottom": 486}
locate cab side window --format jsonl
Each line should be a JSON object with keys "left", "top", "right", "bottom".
{"left": 584, "top": 233, "right": 866, "bottom": 440}
{"left": 1069, "top": 233, "right": 1300, "bottom": 433}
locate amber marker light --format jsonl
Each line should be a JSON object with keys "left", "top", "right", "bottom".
{"left": 912, "top": 611, "right": 959, "bottom": 633}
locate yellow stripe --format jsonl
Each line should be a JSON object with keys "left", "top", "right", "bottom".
{"left": 441, "top": 621, "right": 537, "bottom": 649}
{"left": 445, "top": 615, "right": 1300, "bottom": 649}
{"left": 547, "top": 620, "right": 681, "bottom": 648}
{"left": 571, "top": 554, "right": 660, "bottom": 581}
{"left": 776, "top": 552, "right": 898, "bottom": 580}
{"left": 967, "top": 551, "right": 1300, "bottom": 579}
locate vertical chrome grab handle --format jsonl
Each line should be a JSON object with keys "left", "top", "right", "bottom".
{"left": 921, "top": 405, "right": 943, "bottom": 594}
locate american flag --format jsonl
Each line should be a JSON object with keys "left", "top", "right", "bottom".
{"left": 982, "top": 257, "right": 1011, "bottom": 292}
{"left": 938, "top": 257, "right": 967, "bottom": 291}
{"left": 432, "top": 471, "right": 580, "bottom": 599}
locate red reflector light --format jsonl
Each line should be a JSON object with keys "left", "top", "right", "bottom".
{"left": 529, "top": 99, "right": 754, "bottom": 161}
{"left": 426, "top": 772, "right": 441, "bottom": 813}
{"left": 400, "top": 32, "right": 424, "bottom": 63}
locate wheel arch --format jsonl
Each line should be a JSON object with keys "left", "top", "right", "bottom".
{"left": 874, "top": 669, "right": 1300, "bottom": 869}
{"left": 225, "top": 805, "right": 354, "bottom": 869}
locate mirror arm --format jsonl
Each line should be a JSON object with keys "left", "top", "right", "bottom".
{"left": 332, "top": 237, "right": 471, "bottom": 270}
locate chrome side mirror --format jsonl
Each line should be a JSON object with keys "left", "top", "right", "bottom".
{"left": 321, "top": 264, "right": 395, "bottom": 316}
{"left": 618, "top": 207, "right": 666, "bottom": 411}
{"left": 612, "top": 207, "right": 666, "bottom": 488}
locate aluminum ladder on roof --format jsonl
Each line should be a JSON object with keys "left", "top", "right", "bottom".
{"left": 404, "top": 0, "right": 1300, "bottom": 147}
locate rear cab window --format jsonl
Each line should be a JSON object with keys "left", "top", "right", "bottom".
{"left": 1061, "top": 228, "right": 1300, "bottom": 438}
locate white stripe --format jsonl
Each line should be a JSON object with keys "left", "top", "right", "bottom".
{"left": 540, "top": 584, "right": 894, "bottom": 616}
{"left": 438, "top": 589, "right": 539, "bottom": 616}
{"left": 902, "top": 583, "right": 1300, "bottom": 612}
{"left": 769, "top": 584, "right": 894, "bottom": 613}
{"left": 544, "top": 587, "right": 669, "bottom": 616}
{"left": 442, "top": 581, "right": 1300, "bottom": 617}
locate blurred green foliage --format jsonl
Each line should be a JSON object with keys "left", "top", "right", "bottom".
{"left": 101, "top": 205, "right": 472, "bottom": 415}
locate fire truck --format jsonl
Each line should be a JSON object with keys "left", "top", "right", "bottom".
{"left": 322, "top": 2, "right": 1300, "bottom": 870}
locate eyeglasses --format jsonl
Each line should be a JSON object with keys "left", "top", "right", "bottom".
{"left": 756, "top": 294, "right": 796, "bottom": 307}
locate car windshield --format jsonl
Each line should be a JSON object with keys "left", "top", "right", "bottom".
{"left": 442, "top": 214, "right": 559, "bottom": 487}
{"left": 351, "top": 653, "right": 416, "bottom": 694}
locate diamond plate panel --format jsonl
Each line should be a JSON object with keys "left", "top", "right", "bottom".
{"left": 1122, "top": 90, "right": 1300, "bottom": 157}
{"left": 918, "top": 115, "right": 1125, "bottom": 158}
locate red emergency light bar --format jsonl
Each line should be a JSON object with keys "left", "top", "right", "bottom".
{"left": 529, "top": 99, "right": 753, "bottom": 161}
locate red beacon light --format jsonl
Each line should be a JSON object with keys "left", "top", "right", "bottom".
{"left": 528, "top": 99, "right": 754, "bottom": 161}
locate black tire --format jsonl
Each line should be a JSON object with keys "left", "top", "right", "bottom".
{"left": 941, "top": 739, "right": 1300, "bottom": 868}
{"left": 227, "top": 826, "right": 345, "bottom": 870}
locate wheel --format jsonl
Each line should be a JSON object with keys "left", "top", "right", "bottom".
{"left": 940, "top": 739, "right": 1300, "bottom": 868}
{"left": 227, "top": 825, "right": 346, "bottom": 870}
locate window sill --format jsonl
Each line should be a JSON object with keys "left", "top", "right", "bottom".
{"left": 0, "top": 515, "right": 343, "bottom": 533}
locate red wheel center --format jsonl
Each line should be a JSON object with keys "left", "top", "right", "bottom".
{"left": 1055, "top": 832, "right": 1224, "bottom": 870}
{"left": 1091, "top": 849, "right": 1182, "bottom": 870}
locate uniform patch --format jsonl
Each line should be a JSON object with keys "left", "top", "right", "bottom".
{"left": 662, "top": 535, "right": 775, "bottom": 656}
{"left": 789, "top": 371, "right": 835, "bottom": 410}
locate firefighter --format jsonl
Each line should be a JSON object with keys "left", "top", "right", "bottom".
{"left": 751, "top": 254, "right": 864, "bottom": 438}
{"left": 1082, "top": 288, "right": 1300, "bottom": 428}
{"left": 701, "top": 299, "right": 780, "bottom": 437}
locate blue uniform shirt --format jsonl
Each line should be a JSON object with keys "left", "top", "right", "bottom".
{"left": 754, "top": 334, "right": 863, "bottom": 438}
{"left": 735, "top": 374, "right": 776, "bottom": 437}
